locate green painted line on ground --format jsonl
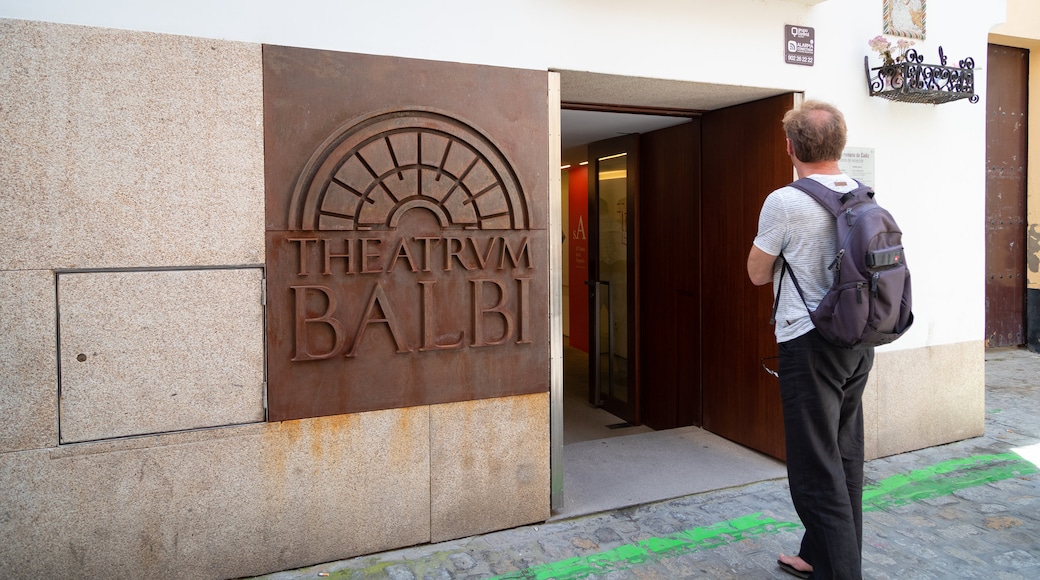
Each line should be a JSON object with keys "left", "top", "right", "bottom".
{"left": 490, "top": 452, "right": 1038, "bottom": 580}
{"left": 862, "top": 452, "right": 1038, "bottom": 511}
{"left": 491, "top": 513, "right": 799, "bottom": 580}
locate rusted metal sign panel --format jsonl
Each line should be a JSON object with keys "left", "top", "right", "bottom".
{"left": 985, "top": 44, "right": 1028, "bottom": 348}
{"left": 263, "top": 46, "right": 549, "bottom": 421}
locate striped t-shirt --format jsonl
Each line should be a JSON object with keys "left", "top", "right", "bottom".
{"left": 752, "top": 174, "right": 858, "bottom": 343}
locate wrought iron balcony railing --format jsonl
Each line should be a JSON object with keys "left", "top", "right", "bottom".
{"left": 865, "top": 48, "right": 978, "bottom": 105}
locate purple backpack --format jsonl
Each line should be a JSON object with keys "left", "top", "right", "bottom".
{"left": 771, "top": 178, "right": 914, "bottom": 349}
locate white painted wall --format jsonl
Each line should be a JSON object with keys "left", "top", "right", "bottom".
{"left": 0, "top": 0, "right": 1008, "bottom": 353}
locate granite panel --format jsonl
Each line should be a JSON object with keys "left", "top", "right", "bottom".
{"left": 430, "top": 393, "right": 551, "bottom": 543}
{"left": 57, "top": 268, "right": 264, "bottom": 442}
{"left": 0, "top": 407, "right": 430, "bottom": 579}
{"left": 874, "top": 341, "right": 986, "bottom": 457}
{"left": 0, "top": 270, "right": 58, "bottom": 453}
{"left": 0, "top": 19, "right": 264, "bottom": 270}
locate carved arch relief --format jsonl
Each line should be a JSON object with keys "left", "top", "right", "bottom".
{"left": 290, "top": 110, "right": 530, "bottom": 232}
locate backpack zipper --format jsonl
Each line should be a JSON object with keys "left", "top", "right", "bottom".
{"left": 829, "top": 249, "right": 845, "bottom": 271}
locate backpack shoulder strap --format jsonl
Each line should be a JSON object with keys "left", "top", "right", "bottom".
{"left": 788, "top": 178, "right": 873, "bottom": 215}
{"left": 769, "top": 255, "right": 812, "bottom": 325}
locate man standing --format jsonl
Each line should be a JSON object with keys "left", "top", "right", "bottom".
{"left": 747, "top": 100, "right": 873, "bottom": 580}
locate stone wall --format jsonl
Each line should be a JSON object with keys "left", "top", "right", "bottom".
{"left": 0, "top": 19, "right": 550, "bottom": 578}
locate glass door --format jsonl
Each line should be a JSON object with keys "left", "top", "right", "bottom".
{"left": 587, "top": 135, "right": 639, "bottom": 423}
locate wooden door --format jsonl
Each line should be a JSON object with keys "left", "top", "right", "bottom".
{"left": 701, "top": 94, "right": 795, "bottom": 460}
{"left": 639, "top": 120, "right": 702, "bottom": 429}
{"left": 985, "top": 44, "right": 1028, "bottom": 348}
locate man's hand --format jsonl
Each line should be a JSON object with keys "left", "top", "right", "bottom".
{"left": 747, "top": 245, "right": 777, "bottom": 286}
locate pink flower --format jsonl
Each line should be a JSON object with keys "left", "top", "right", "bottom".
{"left": 868, "top": 35, "right": 914, "bottom": 65}
{"left": 868, "top": 35, "right": 891, "bottom": 52}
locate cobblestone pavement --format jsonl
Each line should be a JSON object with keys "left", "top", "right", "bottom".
{"left": 255, "top": 348, "right": 1040, "bottom": 579}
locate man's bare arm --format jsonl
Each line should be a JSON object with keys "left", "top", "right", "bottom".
{"left": 747, "top": 245, "right": 777, "bottom": 286}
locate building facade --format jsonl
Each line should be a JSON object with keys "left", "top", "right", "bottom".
{"left": 0, "top": 0, "right": 1036, "bottom": 577}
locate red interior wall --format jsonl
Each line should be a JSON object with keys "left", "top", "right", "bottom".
{"left": 567, "top": 166, "right": 589, "bottom": 352}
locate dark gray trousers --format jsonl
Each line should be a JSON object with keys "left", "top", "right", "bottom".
{"left": 778, "top": 329, "right": 874, "bottom": 580}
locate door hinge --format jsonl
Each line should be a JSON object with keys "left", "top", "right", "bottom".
{"left": 260, "top": 278, "right": 267, "bottom": 306}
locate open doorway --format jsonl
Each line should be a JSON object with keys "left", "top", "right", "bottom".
{"left": 560, "top": 111, "right": 690, "bottom": 443}
{"left": 551, "top": 71, "right": 798, "bottom": 517}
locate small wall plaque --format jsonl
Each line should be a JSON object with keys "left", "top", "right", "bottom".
{"left": 839, "top": 147, "right": 876, "bottom": 188}
{"left": 785, "top": 25, "right": 815, "bottom": 66}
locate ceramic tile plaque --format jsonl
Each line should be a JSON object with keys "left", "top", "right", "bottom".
{"left": 883, "top": 0, "right": 926, "bottom": 40}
